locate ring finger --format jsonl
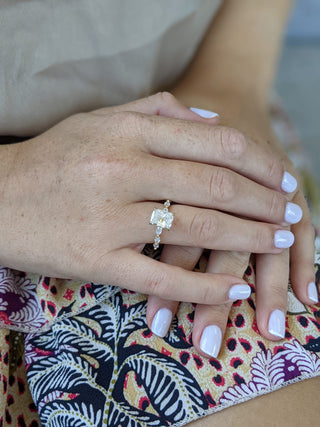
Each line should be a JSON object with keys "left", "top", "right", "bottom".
{"left": 130, "top": 202, "right": 295, "bottom": 254}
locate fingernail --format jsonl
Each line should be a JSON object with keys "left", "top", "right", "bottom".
{"left": 281, "top": 171, "right": 297, "bottom": 193}
{"left": 274, "top": 230, "right": 295, "bottom": 248}
{"left": 151, "top": 308, "right": 172, "bottom": 338}
{"left": 190, "top": 107, "right": 219, "bottom": 119}
{"left": 284, "top": 202, "right": 303, "bottom": 224}
{"left": 308, "top": 281, "right": 319, "bottom": 303}
{"left": 229, "top": 284, "right": 251, "bottom": 300}
{"left": 200, "top": 325, "right": 222, "bottom": 358}
{"left": 268, "top": 309, "right": 285, "bottom": 338}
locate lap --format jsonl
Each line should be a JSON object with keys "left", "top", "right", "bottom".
{"left": 188, "top": 376, "right": 320, "bottom": 426}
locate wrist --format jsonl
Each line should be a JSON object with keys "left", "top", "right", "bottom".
{"left": 172, "top": 86, "right": 269, "bottom": 129}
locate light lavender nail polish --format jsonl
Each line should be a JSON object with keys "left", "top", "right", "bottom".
{"left": 308, "top": 282, "right": 319, "bottom": 303}
{"left": 200, "top": 325, "right": 222, "bottom": 358}
{"left": 281, "top": 171, "right": 297, "bottom": 193}
{"left": 284, "top": 202, "right": 303, "bottom": 224}
{"left": 274, "top": 230, "right": 295, "bottom": 248}
{"left": 268, "top": 309, "right": 285, "bottom": 338}
{"left": 229, "top": 284, "right": 251, "bottom": 300}
{"left": 151, "top": 308, "right": 172, "bottom": 338}
{"left": 190, "top": 107, "right": 219, "bottom": 119}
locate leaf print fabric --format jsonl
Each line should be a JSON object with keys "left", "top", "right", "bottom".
{"left": 25, "top": 294, "right": 208, "bottom": 426}
{"left": 22, "top": 251, "right": 320, "bottom": 427}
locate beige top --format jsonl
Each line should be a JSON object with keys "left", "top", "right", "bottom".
{"left": 0, "top": 0, "right": 221, "bottom": 136}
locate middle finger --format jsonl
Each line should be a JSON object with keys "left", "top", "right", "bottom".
{"left": 136, "top": 156, "right": 302, "bottom": 225}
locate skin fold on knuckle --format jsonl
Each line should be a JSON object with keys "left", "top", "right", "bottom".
{"left": 267, "top": 283, "right": 289, "bottom": 305}
{"left": 209, "top": 167, "right": 237, "bottom": 203}
{"left": 197, "top": 280, "right": 220, "bottom": 305}
{"left": 253, "top": 225, "right": 274, "bottom": 253}
{"left": 267, "top": 191, "right": 285, "bottom": 223}
{"left": 218, "top": 251, "right": 250, "bottom": 276}
{"left": 265, "top": 156, "right": 283, "bottom": 185}
{"left": 214, "top": 126, "right": 247, "bottom": 160}
{"left": 143, "top": 268, "right": 171, "bottom": 298}
{"left": 189, "top": 211, "right": 219, "bottom": 248}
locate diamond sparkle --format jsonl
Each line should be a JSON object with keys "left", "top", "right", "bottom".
{"left": 150, "top": 208, "right": 174, "bottom": 230}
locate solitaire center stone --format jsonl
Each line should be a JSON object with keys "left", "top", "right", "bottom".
{"left": 150, "top": 208, "right": 174, "bottom": 230}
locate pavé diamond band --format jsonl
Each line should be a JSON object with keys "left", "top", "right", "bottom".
{"left": 149, "top": 200, "right": 174, "bottom": 250}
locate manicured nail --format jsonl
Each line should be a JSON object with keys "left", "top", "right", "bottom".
{"left": 199, "top": 325, "right": 222, "bottom": 358}
{"left": 190, "top": 107, "right": 219, "bottom": 119}
{"left": 268, "top": 309, "right": 285, "bottom": 338}
{"left": 284, "top": 202, "right": 303, "bottom": 224}
{"left": 151, "top": 308, "right": 172, "bottom": 338}
{"left": 274, "top": 230, "right": 295, "bottom": 248}
{"left": 281, "top": 171, "right": 297, "bottom": 193}
{"left": 308, "top": 282, "right": 319, "bottom": 303}
{"left": 229, "top": 284, "right": 251, "bottom": 300}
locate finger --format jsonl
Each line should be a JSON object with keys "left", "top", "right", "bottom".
{"left": 290, "top": 190, "right": 318, "bottom": 305}
{"left": 137, "top": 114, "right": 297, "bottom": 193}
{"left": 255, "top": 250, "right": 290, "bottom": 340}
{"left": 193, "top": 251, "right": 251, "bottom": 358}
{"left": 92, "top": 91, "right": 220, "bottom": 124}
{"left": 136, "top": 156, "right": 302, "bottom": 225}
{"left": 132, "top": 202, "right": 295, "bottom": 254}
{"left": 104, "top": 248, "right": 249, "bottom": 305}
{"left": 146, "top": 245, "right": 202, "bottom": 337}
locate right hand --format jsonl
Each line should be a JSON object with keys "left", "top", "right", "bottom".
{"left": 0, "top": 92, "right": 300, "bottom": 305}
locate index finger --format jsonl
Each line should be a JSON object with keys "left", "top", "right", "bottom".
{"left": 140, "top": 114, "right": 297, "bottom": 194}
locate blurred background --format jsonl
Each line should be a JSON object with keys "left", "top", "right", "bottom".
{"left": 276, "top": 0, "right": 320, "bottom": 182}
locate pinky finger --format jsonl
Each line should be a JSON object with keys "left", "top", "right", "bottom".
{"left": 108, "top": 248, "right": 249, "bottom": 305}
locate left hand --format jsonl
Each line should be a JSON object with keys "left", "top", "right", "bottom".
{"left": 146, "top": 100, "right": 317, "bottom": 358}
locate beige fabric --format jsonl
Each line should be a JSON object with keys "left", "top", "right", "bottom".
{"left": 0, "top": 0, "right": 221, "bottom": 136}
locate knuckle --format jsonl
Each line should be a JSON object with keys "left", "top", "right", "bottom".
{"left": 154, "top": 91, "right": 176, "bottom": 104}
{"left": 253, "top": 226, "right": 270, "bottom": 253}
{"left": 216, "top": 127, "right": 247, "bottom": 159}
{"left": 189, "top": 212, "right": 219, "bottom": 245}
{"left": 210, "top": 168, "right": 236, "bottom": 202}
{"left": 208, "top": 302, "right": 230, "bottom": 317}
{"left": 267, "top": 192, "right": 284, "bottom": 221}
{"left": 81, "top": 149, "right": 137, "bottom": 184}
{"left": 111, "top": 110, "right": 144, "bottom": 138}
{"left": 270, "top": 284, "right": 288, "bottom": 302}
{"left": 266, "top": 157, "right": 282, "bottom": 182}
{"left": 200, "top": 283, "right": 215, "bottom": 305}
{"left": 216, "top": 251, "right": 250, "bottom": 276}
{"left": 144, "top": 269, "right": 169, "bottom": 296}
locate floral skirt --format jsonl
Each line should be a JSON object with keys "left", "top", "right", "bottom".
{"left": 1, "top": 102, "right": 320, "bottom": 426}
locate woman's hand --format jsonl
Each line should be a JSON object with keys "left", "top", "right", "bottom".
{"left": 0, "top": 93, "right": 299, "bottom": 307}
{"left": 146, "top": 98, "right": 316, "bottom": 358}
